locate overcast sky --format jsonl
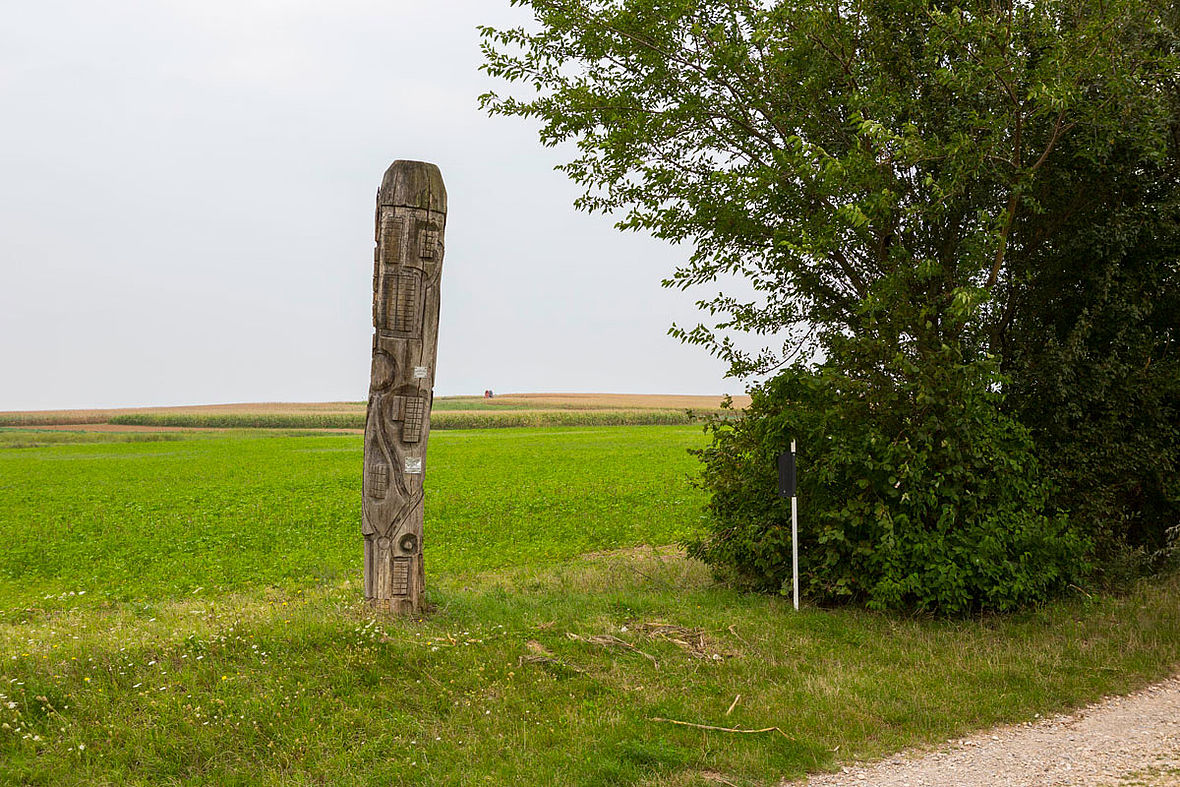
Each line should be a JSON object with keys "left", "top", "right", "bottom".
{"left": 0, "top": 0, "right": 753, "bottom": 411}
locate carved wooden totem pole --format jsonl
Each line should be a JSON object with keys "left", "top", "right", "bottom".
{"left": 363, "top": 160, "right": 446, "bottom": 614}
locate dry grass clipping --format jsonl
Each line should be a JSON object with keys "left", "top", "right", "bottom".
{"left": 566, "top": 632, "right": 659, "bottom": 666}
{"left": 630, "top": 622, "right": 737, "bottom": 661}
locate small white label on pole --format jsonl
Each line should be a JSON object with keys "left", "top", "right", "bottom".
{"left": 404, "top": 457, "right": 423, "bottom": 474}
{"left": 413, "top": 366, "right": 429, "bottom": 379}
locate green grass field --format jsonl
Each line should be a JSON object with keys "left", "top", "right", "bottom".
{"left": 0, "top": 427, "right": 704, "bottom": 608}
{"left": 1, "top": 426, "right": 1178, "bottom": 786}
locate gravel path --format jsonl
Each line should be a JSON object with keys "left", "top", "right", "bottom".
{"left": 785, "top": 674, "right": 1180, "bottom": 787}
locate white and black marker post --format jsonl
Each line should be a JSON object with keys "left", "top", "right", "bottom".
{"left": 777, "top": 441, "right": 799, "bottom": 610}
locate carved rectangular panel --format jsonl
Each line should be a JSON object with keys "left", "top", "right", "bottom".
{"left": 380, "top": 269, "right": 420, "bottom": 335}
{"left": 385, "top": 394, "right": 405, "bottom": 421}
{"left": 403, "top": 397, "right": 425, "bottom": 443}
{"left": 367, "top": 464, "right": 388, "bottom": 499}
{"left": 381, "top": 217, "right": 404, "bottom": 264}
{"left": 419, "top": 227, "right": 439, "bottom": 260}
{"left": 390, "top": 557, "right": 411, "bottom": 596}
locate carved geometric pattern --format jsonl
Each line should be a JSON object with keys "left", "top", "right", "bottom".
{"left": 382, "top": 269, "right": 420, "bottom": 334}
{"left": 367, "top": 464, "right": 389, "bottom": 499}
{"left": 381, "top": 217, "right": 404, "bottom": 264}
{"left": 419, "top": 227, "right": 439, "bottom": 260}
{"left": 390, "top": 557, "right": 411, "bottom": 596}
{"left": 403, "top": 397, "right": 425, "bottom": 443}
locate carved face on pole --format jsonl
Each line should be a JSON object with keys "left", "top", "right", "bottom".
{"left": 362, "top": 160, "right": 446, "bottom": 615}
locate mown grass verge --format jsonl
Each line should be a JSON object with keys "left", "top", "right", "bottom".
{"left": 1, "top": 550, "right": 1178, "bottom": 786}
{"left": 105, "top": 409, "right": 698, "bottom": 430}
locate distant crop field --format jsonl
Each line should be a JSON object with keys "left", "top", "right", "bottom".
{"left": 0, "top": 401, "right": 367, "bottom": 427}
{"left": 103, "top": 408, "right": 701, "bottom": 430}
{"left": 0, "top": 393, "right": 749, "bottom": 430}
{"left": 433, "top": 393, "right": 752, "bottom": 411}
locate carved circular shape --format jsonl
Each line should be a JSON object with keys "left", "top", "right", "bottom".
{"left": 398, "top": 533, "right": 418, "bottom": 554}
{"left": 376, "top": 537, "right": 391, "bottom": 552}
{"left": 370, "top": 353, "right": 396, "bottom": 391}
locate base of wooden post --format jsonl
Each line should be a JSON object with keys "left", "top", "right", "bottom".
{"left": 364, "top": 534, "right": 424, "bottom": 615}
{"left": 368, "top": 597, "right": 418, "bottom": 615}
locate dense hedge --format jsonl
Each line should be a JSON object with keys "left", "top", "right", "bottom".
{"left": 688, "top": 357, "right": 1090, "bottom": 615}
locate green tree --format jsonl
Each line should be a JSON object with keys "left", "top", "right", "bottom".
{"left": 482, "top": 0, "right": 1175, "bottom": 374}
{"left": 1000, "top": 129, "right": 1180, "bottom": 577}
{"left": 481, "top": 0, "right": 1179, "bottom": 610}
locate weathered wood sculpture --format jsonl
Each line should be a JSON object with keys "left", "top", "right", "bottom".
{"left": 363, "top": 160, "right": 446, "bottom": 614}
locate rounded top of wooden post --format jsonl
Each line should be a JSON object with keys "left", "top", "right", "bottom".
{"left": 378, "top": 160, "right": 447, "bottom": 213}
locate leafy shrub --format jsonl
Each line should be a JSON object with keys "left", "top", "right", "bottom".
{"left": 688, "top": 353, "right": 1090, "bottom": 615}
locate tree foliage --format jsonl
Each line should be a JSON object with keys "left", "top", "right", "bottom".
{"left": 1001, "top": 128, "right": 1180, "bottom": 576}
{"left": 482, "top": 0, "right": 1180, "bottom": 611}
{"left": 482, "top": 0, "right": 1176, "bottom": 374}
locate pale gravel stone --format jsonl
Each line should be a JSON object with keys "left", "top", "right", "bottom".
{"left": 782, "top": 674, "right": 1180, "bottom": 787}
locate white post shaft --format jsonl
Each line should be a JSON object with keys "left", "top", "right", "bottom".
{"left": 791, "top": 439, "right": 798, "bottom": 611}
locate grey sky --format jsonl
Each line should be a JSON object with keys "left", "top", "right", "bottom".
{"left": 0, "top": 0, "right": 742, "bottom": 410}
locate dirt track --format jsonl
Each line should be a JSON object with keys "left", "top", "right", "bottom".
{"left": 787, "top": 674, "right": 1180, "bottom": 787}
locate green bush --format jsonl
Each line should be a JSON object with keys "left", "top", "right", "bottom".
{"left": 688, "top": 353, "right": 1090, "bottom": 615}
